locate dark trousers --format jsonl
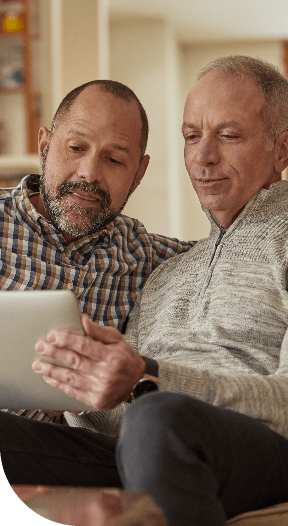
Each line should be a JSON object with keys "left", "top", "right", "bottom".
{"left": 2, "top": 392, "right": 288, "bottom": 526}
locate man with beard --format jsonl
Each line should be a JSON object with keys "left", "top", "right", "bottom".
{"left": 0, "top": 80, "right": 193, "bottom": 427}
{"left": 36, "top": 82, "right": 147, "bottom": 242}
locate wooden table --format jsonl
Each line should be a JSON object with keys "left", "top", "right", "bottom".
{"left": 11, "top": 484, "right": 288, "bottom": 526}
{"left": 12, "top": 485, "right": 147, "bottom": 525}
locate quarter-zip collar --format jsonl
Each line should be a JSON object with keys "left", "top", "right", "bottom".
{"left": 202, "top": 180, "right": 288, "bottom": 241}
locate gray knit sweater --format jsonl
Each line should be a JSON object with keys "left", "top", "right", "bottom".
{"left": 66, "top": 180, "right": 288, "bottom": 439}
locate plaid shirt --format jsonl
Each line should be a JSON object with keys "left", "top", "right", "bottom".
{"left": 0, "top": 174, "right": 194, "bottom": 423}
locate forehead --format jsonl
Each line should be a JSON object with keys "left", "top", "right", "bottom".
{"left": 56, "top": 86, "right": 143, "bottom": 149}
{"left": 184, "top": 70, "right": 265, "bottom": 127}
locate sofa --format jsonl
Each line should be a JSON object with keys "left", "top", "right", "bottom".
{"left": 226, "top": 502, "right": 288, "bottom": 525}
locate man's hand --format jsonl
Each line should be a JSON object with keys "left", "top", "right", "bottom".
{"left": 32, "top": 314, "right": 145, "bottom": 410}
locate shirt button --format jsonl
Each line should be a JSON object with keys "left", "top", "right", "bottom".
{"left": 67, "top": 282, "right": 73, "bottom": 290}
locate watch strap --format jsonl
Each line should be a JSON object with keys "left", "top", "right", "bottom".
{"left": 142, "top": 356, "right": 159, "bottom": 377}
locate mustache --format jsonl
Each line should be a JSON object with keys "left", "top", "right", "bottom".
{"left": 57, "top": 181, "right": 111, "bottom": 206}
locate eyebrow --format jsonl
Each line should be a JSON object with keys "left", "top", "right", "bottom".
{"left": 68, "top": 129, "right": 88, "bottom": 138}
{"left": 113, "top": 144, "right": 130, "bottom": 154}
{"left": 67, "top": 129, "right": 130, "bottom": 153}
{"left": 216, "top": 121, "right": 243, "bottom": 131}
{"left": 182, "top": 121, "right": 243, "bottom": 132}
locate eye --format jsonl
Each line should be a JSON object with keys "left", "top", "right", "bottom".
{"left": 185, "top": 133, "right": 200, "bottom": 141}
{"left": 221, "top": 134, "right": 239, "bottom": 139}
{"left": 107, "top": 157, "right": 122, "bottom": 165}
{"left": 69, "top": 145, "right": 85, "bottom": 152}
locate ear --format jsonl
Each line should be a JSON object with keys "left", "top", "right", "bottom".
{"left": 132, "top": 154, "right": 150, "bottom": 193}
{"left": 38, "top": 127, "right": 51, "bottom": 164}
{"left": 274, "top": 131, "right": 288, "bottom": 173}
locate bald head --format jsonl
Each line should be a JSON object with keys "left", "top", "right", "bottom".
{"left": 51, "top": 80, "right": 149, "bottom": 160}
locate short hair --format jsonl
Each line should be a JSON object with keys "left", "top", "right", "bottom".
{"left": 50, "top": 80, "right": 149, "bottom": 159}
{"left": 197, "top": 55, "right": 288, "bottom": 141}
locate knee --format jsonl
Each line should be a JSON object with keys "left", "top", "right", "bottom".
{"left": 117, "top": 392, "right": 217, "bottom": 479}
{"left": 122, "top": 392, "right": 179, "bottom": 430}
{"left": 120, "top": 391, "right": 205, "bottom": 443}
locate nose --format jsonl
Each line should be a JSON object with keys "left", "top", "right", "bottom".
{"left": 194, "top": 137, "right": 220, "bottom": 166}
{"left": 77, "top": 152, "right": 105, "bottom": 185}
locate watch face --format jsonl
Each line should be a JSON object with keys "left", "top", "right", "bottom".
{"left": 133, "top": 379, "right": 159, "bottom": 399}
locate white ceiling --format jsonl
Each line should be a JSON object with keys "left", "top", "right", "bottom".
{"left": 110, "top": 0, "right": 288, "bottom": 43}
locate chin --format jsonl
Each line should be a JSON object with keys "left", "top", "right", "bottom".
{"left": 199, "top": 199, "right": 221, "bottom": 212}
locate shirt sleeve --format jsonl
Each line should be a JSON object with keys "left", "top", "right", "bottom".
{"left": 149, "top": 234, "right": 195, "bottom": 269}
{"left": 0, "top": 408, "right": 66, "bottom": 424}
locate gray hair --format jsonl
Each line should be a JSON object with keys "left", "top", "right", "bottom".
{"left": 197, "top": 55, "right": 288, "bottom": 141}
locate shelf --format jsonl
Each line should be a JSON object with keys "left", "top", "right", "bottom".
{"left": 0, "top": 87, "right": 40, "bottom": 96}
{"left": 0, "top": 86, "right": 24, "bottom": 93}
{"left": 0, "top": 0, "right": 41, "bottom": 154}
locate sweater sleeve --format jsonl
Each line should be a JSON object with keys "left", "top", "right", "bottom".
{"left": 156, "top": 328, "right": 288, "bottom": 439}
{"left": 64, "top": 403, "right": 129, "bottom": 437}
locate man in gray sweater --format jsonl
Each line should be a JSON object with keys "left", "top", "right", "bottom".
{"left": 2, "top": 55, "right": 288, "bottom": 526}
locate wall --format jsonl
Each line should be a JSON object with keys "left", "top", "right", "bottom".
{"left": 38, "top": 0, "right": 52, "bottom": 130}
{"left": 0, "top": 93, "right": 25, "bottom": 154}
{"left": 40, "top": 0, "right": 109, "bottom": 128}
{"left": 110, "top": 15, "right": 181, "bottom": 237}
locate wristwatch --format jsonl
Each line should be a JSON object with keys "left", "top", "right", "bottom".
{"left": 131, "top": 374, "right": 159, "bottom": 400}
{"left": 130, "top": 356, "right": 159, "bottom": 401}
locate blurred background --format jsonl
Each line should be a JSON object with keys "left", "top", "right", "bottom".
{"left": 0, "top": 0, "right": 288, "bottom": 240}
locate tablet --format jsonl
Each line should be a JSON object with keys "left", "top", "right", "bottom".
{"left": 0, "top": 290, "right": 94, "bottom": 411}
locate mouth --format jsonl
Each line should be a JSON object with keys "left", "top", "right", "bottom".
{"left": 63, "top": 191, "right": 102, "bottom": 209}
{"left": 55, "top": 181, "right": 111, "bottom": 210}
{"left": 68, "top": 190, "right": 101, "bottom": 203}
{"left": 196, "top": 178, "right": 227, "bottom": 185}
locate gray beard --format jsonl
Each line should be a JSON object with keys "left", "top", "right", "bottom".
{"left": 40, "top": 148, "right": 137, "bottom": 239}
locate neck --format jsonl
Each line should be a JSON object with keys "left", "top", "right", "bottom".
{"left": 212, "top": 208, "right": 244, "bottom": 229}
{"left": 212, "top": 178, "right": 282, "bottom": 228}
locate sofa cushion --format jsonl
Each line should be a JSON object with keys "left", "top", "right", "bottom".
{"left": 226, "top": 503, "right": 288, "bottom": 525}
